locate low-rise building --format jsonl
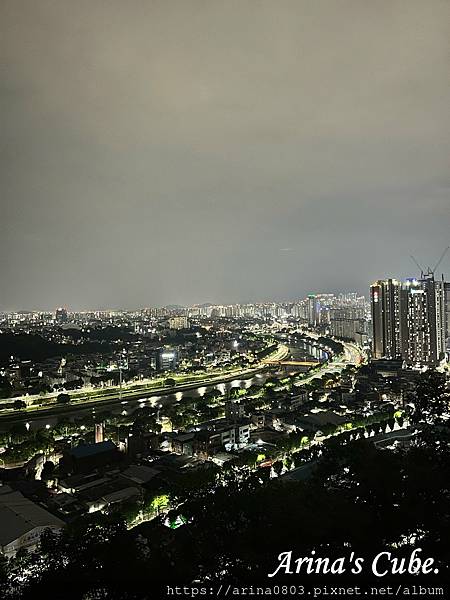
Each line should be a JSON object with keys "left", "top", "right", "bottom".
{"left": 120, "top": 465, "right": 161, "bottom": 487}
{"left": 170, "top": 432, "right": 195, "bottom": 456}
{"left": 192, "top": 420, "right": 251, "bottom": 458}
{"left": 83, "top": 485, "right": 141, "bottom": 514}
{"left": 60, "top": 440, "right": 121, "bottom": 475}
{"left": 0, "top": 485, "right": 64, "bottom": 557}
{"left": 251, "top": 413, "right": 265, "bottom": 428}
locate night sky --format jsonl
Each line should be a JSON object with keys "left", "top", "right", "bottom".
{"left": 1, "top": 1, "right": 449, "bottom": 310}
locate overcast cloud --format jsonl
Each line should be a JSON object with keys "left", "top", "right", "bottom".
{"left": 1, "top": 0, "right": 449, "bottom": 310}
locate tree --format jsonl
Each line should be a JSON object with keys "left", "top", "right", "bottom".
{"left": 284, "top": 455, "right": 294, "bottom": 471}
{"left": 0, "top": 376, "right": 12, "bottom": 399}
{"left": 57, "top": 393, "right": 71, "bottom": 404}
{"left": 13, "top": 399, "right": 26, "bottom": 410}
{"left": 264, "top": 377, "right": 279, "bottom": 388}
{"left": 165, "top": 378, "right": 176, "bottom": 387}
{"left": 272, "top": 460, "right": 283, "bottom": 477}
{"left": 35, "top": 428, "right": 54, "bottom": 451}
{"left": 133, "top": 413, "right": 161, "bottom": 434}
{"left": 176, "top": 464, "right": 220, "bottom": 496}
{"left": 0, "top": 552, "right": 8, "bottom": 586}
{"left": 164, "top": 406, "right": 184, "bottom": 431}
{"left": 386, "top": 417, "right": 395, "bottom": 431}
{"left": 147, "top": 493, "right": 170, "bottom": 516}
{"left": 410, "top": 370, "right": 448, "bottom": 425}
{"left": 229, "top": 386, "right": 242, "bottom": 399}
{"left": 247, "top": 384, "right": 263, "bottom": 397}
{"left": 264, "top": 386, "right": 276, "bottom": 399}
{"left": 204, "top": 389, "right": 223, "bottom": 404}
{"left": 41, "top": 460, "right": 55, "bottom": 481}
{"left": 237, "top": 450, "right": 259, "bottom": 468}
{"left": 116, "top": 500, "right": 141, "bottom": 524}
{"left": 9, "top": 423, "right": 28, "bottom": 443}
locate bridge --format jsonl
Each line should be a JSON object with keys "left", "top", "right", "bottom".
{"left": 262, "top": 359, "right": 319, "bottom": 368}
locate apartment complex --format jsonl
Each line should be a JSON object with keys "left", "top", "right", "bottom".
{"left": 370, "top": 274, "right": 448, "bottom": 367}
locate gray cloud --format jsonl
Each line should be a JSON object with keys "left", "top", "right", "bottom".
{"left": 1, "top": 0, "right": 449, "bottom": 309}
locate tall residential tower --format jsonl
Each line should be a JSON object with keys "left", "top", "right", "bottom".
{"left": 370, "top": 274, "right": 448, "bottom": 366}
{"left": 370, "top": 279, "right": 403, "bottom": 360}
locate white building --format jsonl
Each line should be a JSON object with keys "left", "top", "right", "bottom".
{"left": 0, "top": 486, "right": 64, "bottom": 557}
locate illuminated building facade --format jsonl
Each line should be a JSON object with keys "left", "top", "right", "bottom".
{"left": 370, "top": 279, "right": 403, "bottom": 360}
{"left": 156, "top": 347, "right": 179, "bottom": 371}
{"left": 168, "top": 316, "right": 189, "bottom": 330}
{"left": 307, "top": 295, "right": 321, "bottom": 327}
{"left": 371, "top": 274, "right": 448, "bottom": 366}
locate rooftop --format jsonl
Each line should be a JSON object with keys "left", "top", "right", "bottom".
{"left": 70, "top": 440, "right": 117, "bottom": 459}
{"left": 0, "top": 485, "right": 64, "bottom": 547}
{"left": 121, "top": 465, "right": 160, "bottom": 485}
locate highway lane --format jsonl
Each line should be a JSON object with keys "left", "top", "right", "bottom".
{"left": 3, "top": 344, "right": 291, "bottom": 408}
{"left": 0, "top": 370, "right": 270, "bottom": 431}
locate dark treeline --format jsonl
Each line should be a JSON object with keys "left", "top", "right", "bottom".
{"left": 0, "top": 333, "right": 109, "bottom": 365}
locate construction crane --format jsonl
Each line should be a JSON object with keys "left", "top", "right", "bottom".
{"left": 410, "top": 246, "right": 449, "bottom": 279}
{"left": 432, "top": 246, "right": 449, "bottom": 275}
{"left": 410, "top": 255, "right": 425, "bottom": 278}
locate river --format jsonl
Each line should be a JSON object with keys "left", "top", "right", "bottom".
{"left": 0, "top": 340, "right": 329, "bottom": 432}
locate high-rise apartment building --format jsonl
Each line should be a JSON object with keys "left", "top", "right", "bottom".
{"left": 434, "top": 277, "right": 448, "bottom": 355}
{"left": 370, "top": 279, "right": 403, "bottom": 360}
{"left": 370, "top": 274, "right": 448, "bottom": 366}
{"left": 307, "top": 295, "right": 321, "bottom": 327}
{"left": 330, "top": 317, "right": 367, "bottom": 342}
{"left": 404, "top": 278, "right": 435, "bottom": 366}
{"left": 445, "top": 281, "right": 450, "bottom": 345}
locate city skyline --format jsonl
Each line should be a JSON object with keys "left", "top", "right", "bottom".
{"left": 2, "top": 1, "right": 450, "bottom": 310}
{"left": 2, "top": 265, "right": 450, "bottom": 313}
{"left": 1, "top": 290, "right": 369, "bottom": 313}
{"left": 1, "top": 274, "right": 447, "bottom": 313}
